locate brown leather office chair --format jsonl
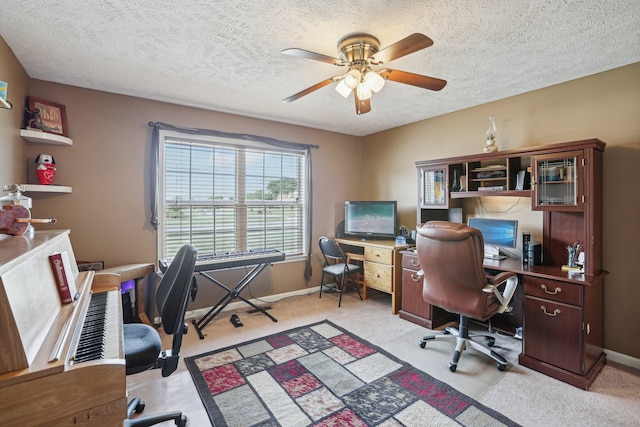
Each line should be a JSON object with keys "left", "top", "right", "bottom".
{"left": 416, "top": 221, "right": 518, "bottom": 372}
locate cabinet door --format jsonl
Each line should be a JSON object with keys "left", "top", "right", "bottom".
{"left": 523, "top": 296, "right": 583, "bottom": 374}
{"left": 419, "top": 165, "right": 449, "bottom": 208}
{"left": 532, "top": 150, "right": 584, "bottom": 211}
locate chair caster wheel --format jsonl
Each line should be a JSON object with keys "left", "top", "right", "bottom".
{"left": 176, "top": 415, "right": 188, "bottom": 426}
{"left": 448, "top": 362, "right": 457, "bottom": 372}
{"left": 496, "top": 363, "right": 506, "bottom": 371}
{"left": 419, "top": 341, "right": 426, "bottom": 348}
{"left": 486, "top": 337, "right": 495, "bottom": 347}
{"left": 135, "top": 400, "right": 146, "bottom": 414}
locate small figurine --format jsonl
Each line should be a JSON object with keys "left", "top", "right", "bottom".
{"left": 35, "top": 154, "right": 56, "bottom": 185}
{"left": 483, "top": 115, "right": 499, "bottom": 153}
{"left": 26, "top": 107, "right": 44, "bottom": 131}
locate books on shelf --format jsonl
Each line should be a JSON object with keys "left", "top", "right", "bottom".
{"left": 478, "top": 185, "right": 505, "bottom": 191}
{"left": 49, "top": 251, "right": 78, "bottom": 304}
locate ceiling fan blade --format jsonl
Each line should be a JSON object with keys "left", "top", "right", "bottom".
{"left": 282, "top": 78, "right": 338, "bottom": 103}
{"left": 354, "top": 91, "right": 371, "bottom": 115}
{"left": 379, "top": 69, "right": 447, "bottom": 91}
{"left": 369, "top": 33, "right": 434, "bottom": 65}
{"left": 281, "top": 48, "right": 345, "bottom": 66}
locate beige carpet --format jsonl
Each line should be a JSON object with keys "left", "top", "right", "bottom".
{"left": 382, "top": 326, "right": 523, "bottom": 400}
{"left": 127, "top": 289, "right": 640, "bottom": 426}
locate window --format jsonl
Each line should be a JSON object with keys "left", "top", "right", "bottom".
{"left": 158, "top": 132, "right": 308, "bottom": 260}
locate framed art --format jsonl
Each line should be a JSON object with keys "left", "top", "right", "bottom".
{"left": 26, "top": 96, "right": 69, "bottom": 136}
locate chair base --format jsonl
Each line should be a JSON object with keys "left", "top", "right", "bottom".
{"left": 419, "top": 315, "right": 507, "bottom": 372}
{"left": 125, "top": 397, "right": 187, "bottom": 427}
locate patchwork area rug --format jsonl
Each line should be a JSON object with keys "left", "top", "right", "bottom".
{"left": 185, "top": 320, "right": 519, "bottom": 426}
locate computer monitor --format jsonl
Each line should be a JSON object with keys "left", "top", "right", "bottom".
{"left": 467, "top": 217, "right": 518, "bottom": 260}
{"left": 344, "top": 200, "right": 397, "bottom": 240}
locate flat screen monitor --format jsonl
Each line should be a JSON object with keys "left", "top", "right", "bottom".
{"left": 344, "top": 201, "right": 397, "bottom": 240}
{"left": 468, "top": 217, "right": 518, "bottom": 259}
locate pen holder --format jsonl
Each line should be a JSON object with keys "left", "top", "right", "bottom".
{"left": 566, "top": 246, "right": 577, "bottom": 267}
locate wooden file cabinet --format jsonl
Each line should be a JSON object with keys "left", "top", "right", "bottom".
{"left": 519, "top": 273, "right": 605, "bottom": 389}
{"left": 334, "top": 238, "right": 405, "bottom": 314}
{"left": 399, "top": 250, "right": 452, "bottom": 329}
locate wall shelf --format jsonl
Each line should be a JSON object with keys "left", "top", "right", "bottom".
{"left": 20, "top": 184, "right": 72, "bottom": 193}
{"left": 20, "top": 129, "right": 73, "bottom": 146}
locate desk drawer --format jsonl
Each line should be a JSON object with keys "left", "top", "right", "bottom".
{"left": 365, "top": 262, "right": 393, "bottom": 293}
{"left": 365, "top": 247, "right": 392, "bottom": 264}
{"left": 401, "top": 253, "right": 421, "bottom": 270}
{"left": 523, "top": 276, "right": 582, "bottom": 306}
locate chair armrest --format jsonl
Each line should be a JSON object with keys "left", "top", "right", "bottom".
{"left": 482, "top": 271, "right": 517, "bottom": 292}
{"left": 483, "top": 271, "right": 519, "bottom": 314}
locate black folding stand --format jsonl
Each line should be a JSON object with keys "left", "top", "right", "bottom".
{"left": 191, "top": 262, "right": 277, "bottom": 339}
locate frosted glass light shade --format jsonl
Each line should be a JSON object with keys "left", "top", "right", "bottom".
{"left": 343, "top": 69, "right": 361, "bottom": 89}
{"left": 363, "top": 71, "right": 385, "bottom": 92}
{"left": 356, "top": 83, "right": 372, "bottom": 100}
{"left": 335, "top": 79, "right": 352, "bottom": 98}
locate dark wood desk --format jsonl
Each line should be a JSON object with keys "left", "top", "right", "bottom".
{"left": 401, "top": 252, "right": 607, "bottom": 390}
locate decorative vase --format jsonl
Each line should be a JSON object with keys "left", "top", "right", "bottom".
{"left": 451, "top": 169, "right": 461, "bottom": 192}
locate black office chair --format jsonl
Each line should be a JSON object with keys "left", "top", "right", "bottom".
{"left": 318, "top": 236, "right": 363, "bottom": 307}
{"left": 124, "top": 244, "right": 198, "bottom": 427}
{"left": 416, "top": 221, "right": 518, "bottom": 372}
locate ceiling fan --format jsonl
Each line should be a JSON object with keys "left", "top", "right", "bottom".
{"left": 281, "top": 33, "right": 447, "bottom": 115}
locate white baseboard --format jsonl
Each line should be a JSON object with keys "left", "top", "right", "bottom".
{"left": 604, "top": 348, "right": 640, "bottom": 371}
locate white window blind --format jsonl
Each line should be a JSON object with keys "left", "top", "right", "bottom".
{"left": 159, "top": 135, "right": 307, "bottom": 259}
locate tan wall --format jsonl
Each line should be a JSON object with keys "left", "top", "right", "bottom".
{"left": 23, "top": 80, "right": 364, "bottom": 306}
{"left": 363, "top": 62, "right": 640, "bottom": 359}
{"left": 0, "top": 39, "right": 30, "bottom": 186}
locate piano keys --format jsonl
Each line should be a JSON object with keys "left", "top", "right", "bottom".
{"left": 0, "top": 230, "right": 126, "bottom": 427}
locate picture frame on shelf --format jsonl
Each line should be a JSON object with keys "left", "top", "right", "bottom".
{"left": 24, "top": 96, "right": 69, "bottom": 137}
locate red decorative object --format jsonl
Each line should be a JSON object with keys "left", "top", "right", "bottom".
{"left": 35, "top": 154, "right": 56, "bottom": 185}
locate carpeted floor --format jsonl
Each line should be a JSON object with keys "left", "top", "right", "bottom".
{"left": 185, "top": 320, "right": 520, "bottom": 426}
{"left": 126, "top": 289, "right": 640, "bottom": 426}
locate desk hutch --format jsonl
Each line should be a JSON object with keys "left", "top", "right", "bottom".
{"left": 404, "top": 139, "right": 606, "bottom": 389}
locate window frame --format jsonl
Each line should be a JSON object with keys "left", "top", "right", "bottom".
{"left": 157, "top": 129, "right": 309, "bottom": 262}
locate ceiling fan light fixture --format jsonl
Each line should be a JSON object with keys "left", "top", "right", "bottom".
{"left": 363, "top": 70, "right": 385, "bottom": 93}
{"left": 335, "top": 79, "right": 353, "bottom": 98}
{"left": 356, "top": 83, "right": 372, "bottom": 100}
{"left": 343, "top": 69, "right": 361, "bottom": 89}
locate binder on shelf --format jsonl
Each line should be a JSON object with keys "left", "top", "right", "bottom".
{"left": 49, "top": 251, "right": 78, "bottom": 304}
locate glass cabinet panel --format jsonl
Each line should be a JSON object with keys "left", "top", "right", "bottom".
{"left": 420, "top": 165, "right": 448, "bottom": 208}
{"left": 533, "top": 151, "right": 583, "bottom": 210}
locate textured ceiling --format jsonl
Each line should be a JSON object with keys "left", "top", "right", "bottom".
{"left": 1, "top": 1, "right": 639, "bottom": 137}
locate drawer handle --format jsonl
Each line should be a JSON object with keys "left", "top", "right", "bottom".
{"left": 540, "top": 305, "right": 561, "bottom": 317}
{"left": 410, "top": 273, "right": 421, "bottom": 282}
{"left": 541, "top": 284, "right": 562, "bottom": 295}
{"left": 410, "top": 259, "right": 420, "bottom": 267}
